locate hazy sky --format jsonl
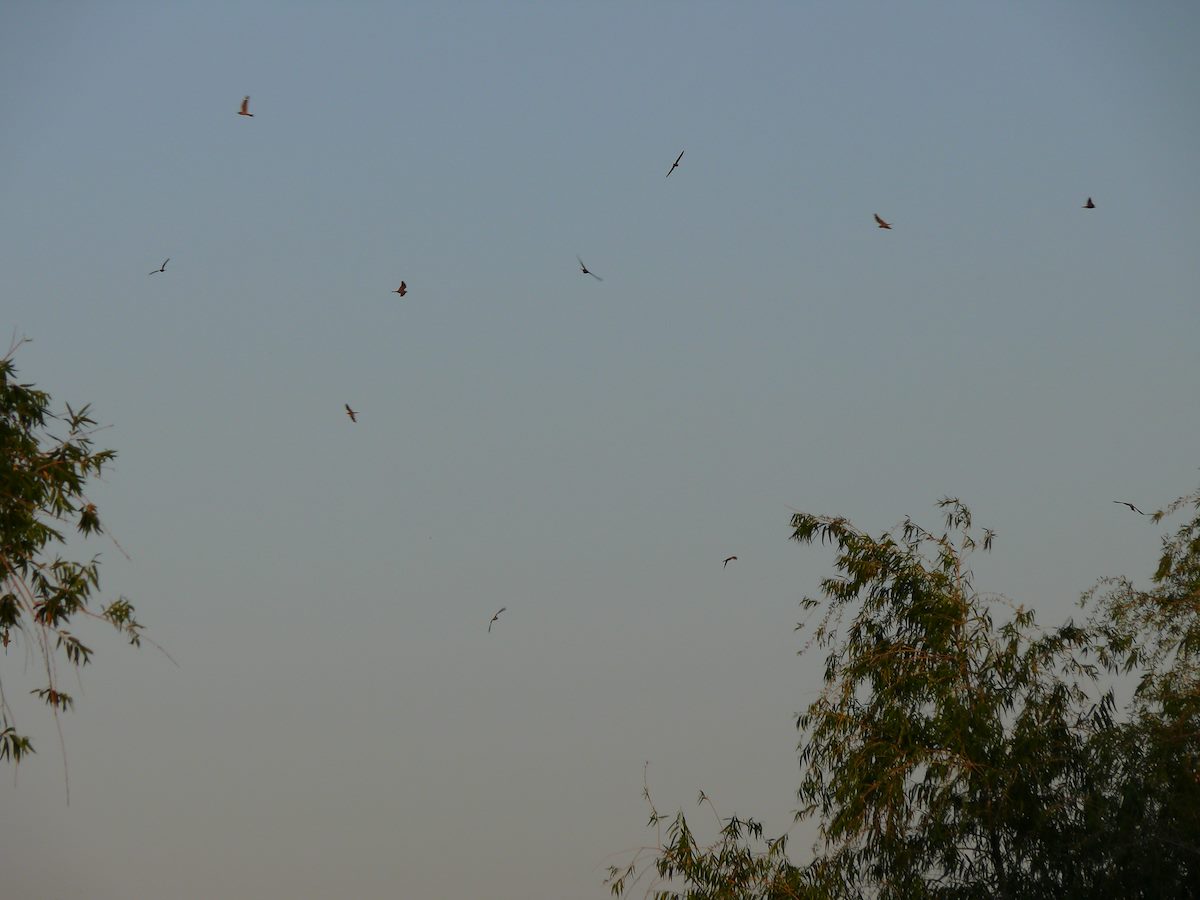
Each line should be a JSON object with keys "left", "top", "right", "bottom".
{"left": 2, "top": 2, "right": 1198, "bottom": 897}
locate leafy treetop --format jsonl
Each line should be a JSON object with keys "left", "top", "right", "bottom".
{"left": 608, "top": 488, "right": 1200, "bottom": 899}
{"left": 1, "top": 340, "right": 147, "bottom": 767}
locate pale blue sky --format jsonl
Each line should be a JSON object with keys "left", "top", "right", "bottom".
{"left": 2, "top": 2, "right": 1198, "bottom": 897}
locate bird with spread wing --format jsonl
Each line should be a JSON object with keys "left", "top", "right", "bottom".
{"left": 577, "top": 257, "right": 602, "bottom": 281}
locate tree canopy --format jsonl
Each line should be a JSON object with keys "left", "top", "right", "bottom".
{"left": 1, "top": 341, "right": 146, "bottom": 765}
{"left": 608, "top": 488, "right": 1200, "bottom": 899}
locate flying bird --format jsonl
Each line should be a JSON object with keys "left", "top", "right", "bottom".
{"left": 666, "top": 150, "right": 684, "bottom": 178}
{"left": 723, "top": 555, "right": 738, "bottom": 569}
{"left": 488, "top": 607, "right": 506, "bottom": 632}
{"left": 874, "top": 213, "right": 892, "bottom": 230}
{"left": 577, "top": 257, "right": 602, "bottom": 280}
{"left": 238, "top": 96, "right": 253, "bottom": 117}
{"left": 1113, "top": 500, "right": 1146, "bottom": 515}
{"left": 148, "top": 259, "right": 169, "bottom": 275}
{"left": 392, "top": 281, "right": 407, "bottom": 297}
{"left": 344, "top": 404, "right": 358, "bottom": 423}
{"left": 1083, "top": 197, "right": 1095, "bottom": 209}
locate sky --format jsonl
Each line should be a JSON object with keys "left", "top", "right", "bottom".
{"left": 2, "top": 2, "right": 1198, "bottom": 897}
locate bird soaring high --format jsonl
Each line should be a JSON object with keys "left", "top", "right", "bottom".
{"left": 1083, "top": 197, "right": 1096, "bottom": 209}
{"left": 488, "top": 607, "right": 506, "bottom": 632}
{"left": 148, "top": 259, "right": 169, "bottom": 275}
{"left": 666, "top": 150, "right": 684, "bottom": 178}
{"left": 874, "top": 213, "right": 892, "bottom": 230}
{"left": 344, "top": 404, "right": 358, "bottom": 423}
{"left": 1113, "top": 500, "right": 1146, "bottom": 515}
{"left": 577, "top": 257, "right": 602, "bottom": 280}
{"left": 723, "top": 555, "right": 738, "bottom": 569}
{"left": 393, "top": 281, "right": 407, "bottom": 297}
{"left": 238, "top": 96, "right": 253, "bottom": 117}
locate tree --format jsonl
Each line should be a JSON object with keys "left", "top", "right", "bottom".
{"left": 608, "top": 488, "right": 1200, "bottom": 899}
{"left": 1, "top": 339, "right": 147, "bottom": 767}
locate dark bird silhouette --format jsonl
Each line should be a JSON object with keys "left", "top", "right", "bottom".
{"left": 577, "top": 257, "right": 602, "bottom": 280}
{"left": 392, "top": 281, "right": 407, "bottom": 297}
{"left": 488, "top": 607, "right": 506, "bottom": 632}
{"left": 874, "top": 213, "right": 892, "bottom": 230}
{"left": 238, "top": 96, "right": 253, "bottom": 117}
{"left": 1083, "top": 197, "right": 1096, "bottom": 209}
{"left": 1113, "top": 500, "right": 1146, "bottom": 515}
{"left": 344, "top": 404, "right": 358, "bottom": 423}
{"left": 148, "top": 259, "right": 169, "bottom": 275}
{"left": 723, "top": 555, "right": 738, "bottom": 569}
{"left": 666, "top": 150, "right": 684, "bottom": 178}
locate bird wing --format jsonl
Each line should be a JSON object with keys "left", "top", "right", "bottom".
{"left": 874, "top": 213, "right": 888, "bottom": 226}
{"left": 674, "top": 150, "right": 684, "bottom": 165}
